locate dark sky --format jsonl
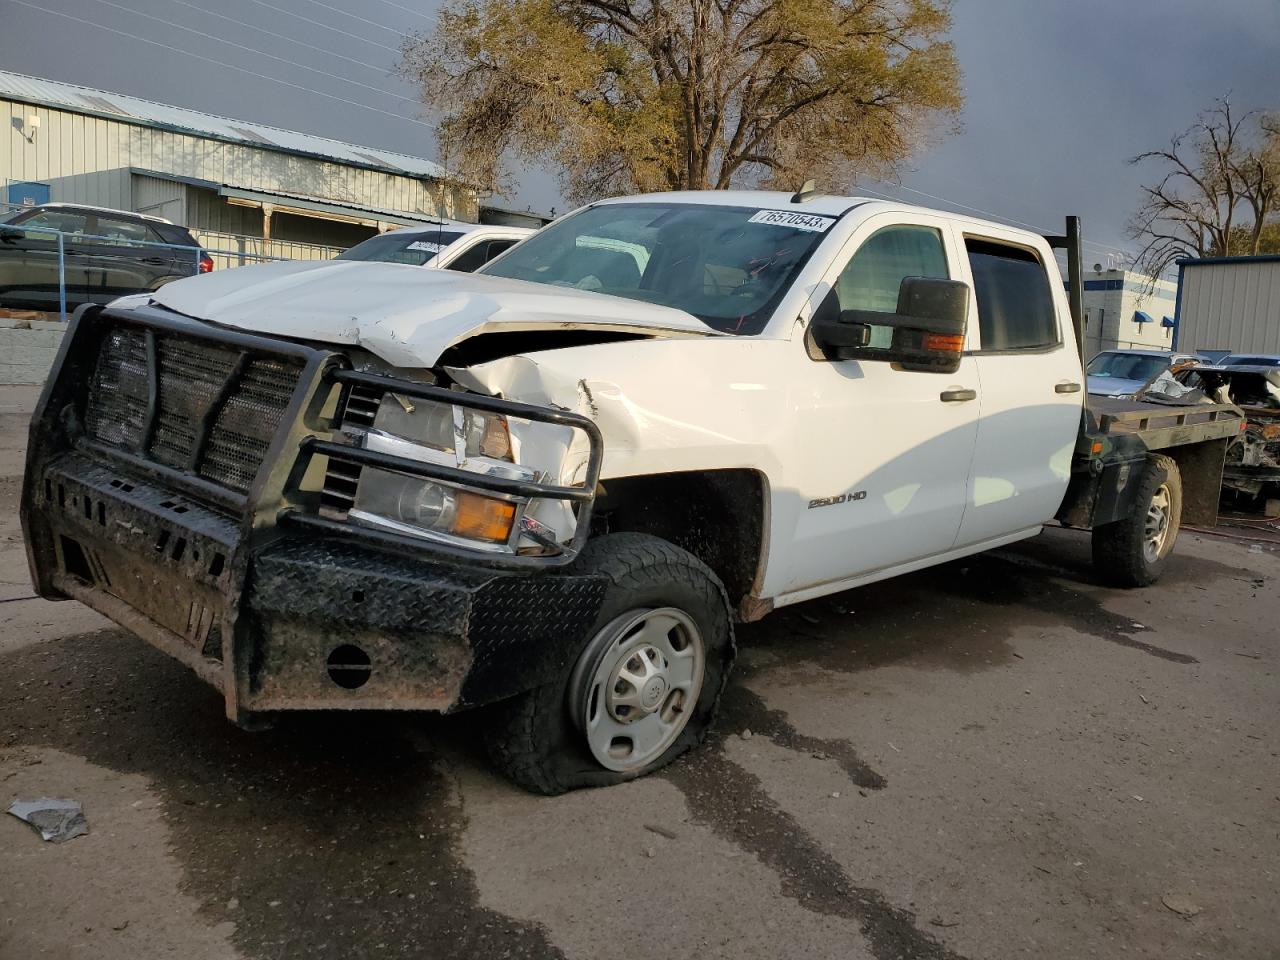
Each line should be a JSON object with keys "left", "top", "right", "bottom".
{"left": 2, "top": 0, "right": 1277, "bottom": 265}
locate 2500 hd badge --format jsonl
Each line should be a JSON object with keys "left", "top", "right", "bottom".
{"left": 808, "top": 490, "right": 868, "bottom": 509}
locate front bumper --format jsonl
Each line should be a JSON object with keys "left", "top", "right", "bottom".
{"left": 21, "top": 304, "right": 606, "bottom": 722}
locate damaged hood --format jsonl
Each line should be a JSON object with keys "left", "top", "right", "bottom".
{"left": 148, "top": 259, "right": 717, "bottom": 367}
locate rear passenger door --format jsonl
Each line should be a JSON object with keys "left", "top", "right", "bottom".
{"left": 81, "top": 215, "right": 169, "bottom": 302}
{"left": 952, "top": 230, "right": 1084, "bottom": 548}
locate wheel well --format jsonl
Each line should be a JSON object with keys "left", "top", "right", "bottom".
{"left": 591, "top": 469, "right": 766, "bottom": 612}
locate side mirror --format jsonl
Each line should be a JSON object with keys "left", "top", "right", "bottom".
{"left": 0, "top": 225, "right": 22, "bottom": 242}
{"left": 810, "top": 276, "right": 970, "bottom": 374}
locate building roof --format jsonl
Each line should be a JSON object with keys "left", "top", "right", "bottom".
{"left": 1177, "top": 253, "right": 1280, "bottom": 268}
{"left": 0, "top": 70, "right": 447, "bottom": 181}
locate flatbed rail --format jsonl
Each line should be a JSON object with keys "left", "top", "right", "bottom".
{"left": 1084, "top": 396, "right": 1245, "bottom": 452}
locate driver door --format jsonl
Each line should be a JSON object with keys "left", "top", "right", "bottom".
{"left": 780, "top": 213, "right": 981, "bottom": 593}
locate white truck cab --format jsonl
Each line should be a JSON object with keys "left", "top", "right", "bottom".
{"left": 23, "top": 190, "right": 1242, "bottom": 793}
{"left": 466, "top": 191, "right": 1086, "bottom": 602}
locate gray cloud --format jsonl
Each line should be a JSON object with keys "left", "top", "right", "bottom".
{"left": 3, "top": 0, "right": 1276, "bottom": 257}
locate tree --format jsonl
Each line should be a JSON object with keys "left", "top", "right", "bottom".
{"left": 1210, "top": 221, "right": 1280, "bottom": 258}
{"left": 399, "top": 0, "right": 962, "bottom": 204}
{"left": 1129, "top": 101, "right": 1280, "bottom": 277}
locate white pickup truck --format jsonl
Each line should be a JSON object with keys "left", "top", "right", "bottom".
{"left": 21, "top": 190, "right": 1243, "bottom": 793}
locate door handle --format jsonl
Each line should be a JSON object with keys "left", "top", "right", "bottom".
{"left": 939, "top": 388, "right": 977, "bottom": 403}
{"left": 140, "top": 257, "right": 167, "bottom": 265}
{"left": 1055, "top": 381, "right": 1082, "bottom": 394}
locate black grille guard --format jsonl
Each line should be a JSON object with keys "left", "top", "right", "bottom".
{"left": 42, "top": 303, "right": 604, "bottom": 570}
{"left": 281, "top": 369, "right": 604, "bottom": 567}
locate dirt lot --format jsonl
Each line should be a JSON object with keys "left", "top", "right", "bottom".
{"left": 1, "top": 382, "right": 1277, "bottom": 960}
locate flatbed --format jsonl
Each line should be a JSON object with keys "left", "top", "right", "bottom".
{"left": 1058, "top": 396, "right": 1244, "bottom": 529}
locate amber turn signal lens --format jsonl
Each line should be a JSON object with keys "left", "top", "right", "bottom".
{"left": 450, "top": 491, "right": 517, "bottom": 542}
{"left": 922, "top": 333, "right": 964, "bottom": 353}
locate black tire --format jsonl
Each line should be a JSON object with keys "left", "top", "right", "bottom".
{"left": 484, "top": 533, "right": 735, "bottom": 795}
{"left": 1092, "top": 453, "right": 1182, "bottom": 587}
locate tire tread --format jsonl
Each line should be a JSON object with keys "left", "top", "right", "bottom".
{"left": 1092, "top": 453, "right": 1181, "bottom": 588}
{"left": 485, "top": 533, "right": 733, "bottom": 794}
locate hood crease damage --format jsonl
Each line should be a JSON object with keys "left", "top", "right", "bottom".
{"left": 148, "top": 259, "right": 719, "bottom": 368}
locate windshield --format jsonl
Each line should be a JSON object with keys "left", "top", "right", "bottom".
{"left": 478, "top": 202, "right": 836, "bottom": 334}
{"left": 1086, "top": 353, "right": 1170, "bottom": 381}
{"left": 1222, "top": 355, "right": 1280, "bottom": 367}
{"left": 337, "top": 230, "right": 466, "bottom": 266}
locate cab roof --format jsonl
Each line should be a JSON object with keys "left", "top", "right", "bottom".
{"left": 593, "top": 190, "right": 1052, "bottom": 246}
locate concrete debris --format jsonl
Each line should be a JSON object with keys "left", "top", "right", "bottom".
{"left": 1161, "top": 894, "right": 1202, "bottom": 918}
{"left": 642, "top": 823, "right": 678, "bottom": 840}
{"left": 7, "top": 797, "right": 89, "bottom": 843}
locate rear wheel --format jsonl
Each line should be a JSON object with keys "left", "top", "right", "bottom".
{"left": 1092, "top": 453, "right": 1182, "bottom": 587}
{"left": 484, "top": 533, "right": 734, "bottom": 794}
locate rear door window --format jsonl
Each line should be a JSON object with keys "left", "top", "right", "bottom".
{"left": 87, "top": 216, "right": 160, "bottom": 247}
{"left": 964, "top": 239, "right": 1059, "bottom": 351}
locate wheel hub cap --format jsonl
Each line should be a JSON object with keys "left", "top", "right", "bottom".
{"left": 606, "top": 645, "right": 672, "bottom": 721}
{"left": 1144, "top": 484, "right": 1171, "bottom": 563}
{"left": 569, "top": 607, "right": 706, "bottom": 773}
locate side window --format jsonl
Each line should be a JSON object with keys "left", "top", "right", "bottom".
{"left": 87, "top": 217, "right": 157, "bottom": 247}
{"left": 964, "top": 239, "right": 1059, "bottom": 351}
{"left": 484, "top": 239, "right": 519, "bottom": 261}
{"left": 835, "top": 225, "right": 949, "bottom": 312}
{"left": 834, "top": 226, "right": 948, "bottom": 347}
{"left": 12, "top": 210, "right": 90, "bottom": 239}
{"left": 444, "top": 240, "right": 496, "bottom": 273}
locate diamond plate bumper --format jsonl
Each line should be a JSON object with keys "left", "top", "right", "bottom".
{"left": 21, "top": 303, "right": 608, "bottom": 724}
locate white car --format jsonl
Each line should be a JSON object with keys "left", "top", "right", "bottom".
{"left": 335, "top": 221, "right": 533, "bottom": 272}
{"left": 24, "top": 190, "right": 1243, "bottom": 793}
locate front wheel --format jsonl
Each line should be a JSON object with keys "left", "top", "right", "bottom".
{"left": 484, "top": 533, "right": 734, "bottom": 794}
{"left": 1092, "top": 453, "right": 1183, "bottom": 587}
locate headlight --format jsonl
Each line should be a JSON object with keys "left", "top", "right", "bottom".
{"left": 366, "top": 392, "right": 512, "bottom": 461}
{"left": 345, "top": 390, "right": 574, "bottom": 551}
{"left": 352, "top": 472, "right": 518, "bottom": 544}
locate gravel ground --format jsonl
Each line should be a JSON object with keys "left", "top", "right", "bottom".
{"left": 1, "top": 383, "right": 1276, "bottom": 960}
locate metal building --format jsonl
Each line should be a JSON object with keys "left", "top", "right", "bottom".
{"left": 1, "top": 70, "right": 476, "bottom": 261}
{"left": 1174, "top": 255, "right": 1280, "bottom": 355}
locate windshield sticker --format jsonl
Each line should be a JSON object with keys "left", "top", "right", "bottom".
{"left": 748, "top": 210, "right": 837, "bottom": 232}
{"left": 407, "top": 240, "right": 444, "bottom": 252}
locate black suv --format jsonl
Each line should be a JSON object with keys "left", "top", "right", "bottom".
{"left": 0, "top": 203, "right": 212, "bottom": 311}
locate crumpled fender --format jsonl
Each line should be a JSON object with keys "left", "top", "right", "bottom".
{"left": 444, "top": 337, "right": 791, "bottom": 487}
